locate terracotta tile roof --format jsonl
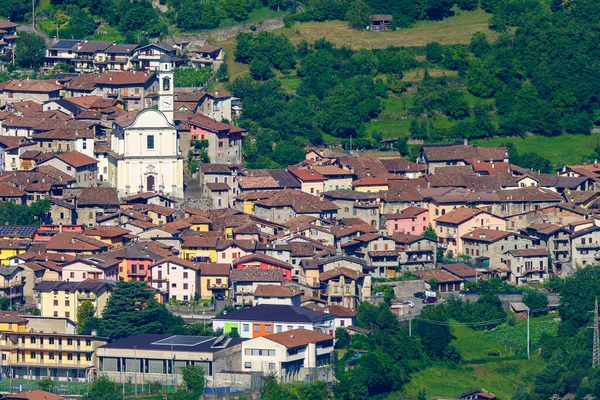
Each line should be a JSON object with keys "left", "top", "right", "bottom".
{"left": 234, "top": 190, "right": 279, "bottom": 201}
{"left": 84, "top": 226, "right": 130, "bottom": 238}
{"left": 181, "top": 236, "right": 219, "bottom": 248}
{"left": 310, "top": 165, "right": 354, "bottom": 176}
{"left": 188, "top": 113, "right": 245, "bottom": 134}
{"left": 442, "top": 263, "right": 477, "bottom": 278}
{"left": 461, "top": 228, "right": 511, "bottom": 243}
{"left": 151, "top": 256, "right": 198, "bottom": 270}
{"left": 381, "top": 158, "right": 427, "bottom": 173}
{"left": 0, "top": 19, "right": 18, "bottom": 30}
{"left": 231, "top": 268, "right": 283, "bottom": 282}
{"left": 233, "top": 253, "right": 292, "bottom": 269}
{"left": 496, "top": 187, "right": 563, "bottom": 202}
{"left": 236, "top": 175, "right": 279, "bottom": 190}
{"left": 322, "top": 304, "right": 356, "bottom": 317}
{"left": 507, "top": 248, "right": 548, "bottom": 257}
{"left": 383, "top": 206, "right": 428, "bottom": 220}
{"left": 198, "top": 45, "right": 222, "bottom": 53}
{"left": 337, "top": 156, "right": 388, "bottom": 179}
{"left": 264, "top": 328, "right": 333, "bottom": 348}
{"left": 435, "top": 208, "right": 488, "bottom": 225}
{"left": 289, "top": 169, "right": 327, "bottom": 182}
{"left": 77, "top": 187, "right": 119, "bottom": 206}
{"left": 129, "top": 203, "right": 176, "bottom": 216}
{"left": 253, "top": 189, "right": 338, "bottom": 214}
{"left": 0, "top": 183, "right": 26, "bottom": 198}
{"left": 46, "top": 233, "right": 108, "bottom": 252}
{"left": 34, "top": 129, "right": 94, "bottom": 140}
{"left": 3, "top": 80, "right": 62, "bottom": 93}
{"left": 205, "top": 90, "right": 231, "bottom": 99}
{"left": 284, "top": 215, "right": 319, "bottom": 230}
{"left": 253, "top": 285, "right": 300, "bottom": 297}
{"left": 43, "top": 151, "right": 98, "bottom": 168}
{"left": 95, "top": 71, "right": 155, "bottom": 86}
{"left": 206, "top": 182, "right": 230, "bottom": 191}
{"left": 199, "top": 164, "right": 232, "bottom": 174}
{"left": 198, "top": 262, "right": 230, "bottom": 276}
{"left": 413, "top": 269, "right": 463, "bottom": 283}
{"left": 11, "top": 100, "right": 43, "bottom": 113}
{"left": 320, "top": 267, "right": 365, "bottom": 281}
{"left": 423, "top": 144, "right": 507, "bottom": 162}
{"left": 391, "top": 233, "right": 432, "bottom": 244}
{"left": 36, "top": 165, "right": 76, "bottom": 183}
{"left": 7, "top": 390, "right": 64, "bottom": 400}
{"left": 352, "top": 176, "right": 389, "bottom": 186}
{"left": 65, "top": 95, "right": 104, "bottom": 109}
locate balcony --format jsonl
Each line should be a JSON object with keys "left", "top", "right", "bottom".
{"left": 106, "top": 90, "right": 119, "bottom": 98}
{"left": 576, "top": 243, "right": 600, "bottom": 250}
{"left": 207, "top": 283, "right": 228, "bottom": 289}
{"left": 128, "top": 271, "right": 147, "bottom": 277}
{"left": 78, "top": 293, "right": 96, "bottom": 301}
{"left": 0, "top": 281, "right": 23, "bottom": 289}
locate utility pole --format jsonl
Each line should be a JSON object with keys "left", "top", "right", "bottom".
{"left": 408, "top": 317, "right": 412, "bottom": 337}
{"left": 31, "top": 0, "right": 35, "bottom": 29}
{"left": 592, "top": 297, "right": 600, "bottom": 367}
{"left": 527, "top": 308, "right": 530, "bottom": 360}
{"left": 133, "top": 345, "right": 138, "bottom": 396}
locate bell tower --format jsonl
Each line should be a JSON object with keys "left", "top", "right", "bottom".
{"left": 157, "top": 54, "right": 174, "bottom": 124}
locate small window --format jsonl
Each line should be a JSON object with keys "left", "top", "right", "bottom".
{"left": 268, "top": 363, "right": 276, "bottom": 370}
{"left": 243, "top": 324, "right": 249, "bottom": 332}
{"left": 147, "top": 135, "right": 155, "bottom": 149}
{"left": 254, "top": 325, "right": 260, "bottom": 332}
{"left": 244, "top": 362, "right": 251, "bottom": 369}
{"left": 265, "top": 325, "right": 272, "bottom": 333}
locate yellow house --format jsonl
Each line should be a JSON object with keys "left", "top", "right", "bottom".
{"left": 34, "top": 280, "right": 114, "bottom": 321}
{"left": 0, "top": 330, "right": 108, "bottom": 381}
{"left": 352, "top": 177, "right": 389, "bottom": 193}
{"left": 186, "top": 215, "right": 212, "bottom": 232}
{"left": 0, "top": 311, "right": 28, "bottom": 332}
{"left": 198, "top": 263, "right": 230, "bottom": 299}
{"left": 0, "top": 239, "right": 30, "bottom": 265}
{"left": 181, "top": 236, "right": 218, "bottom": 262}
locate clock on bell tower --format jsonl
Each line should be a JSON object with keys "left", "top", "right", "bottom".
{"left": 157, "top": 54, "right": 174, "bottom": 124}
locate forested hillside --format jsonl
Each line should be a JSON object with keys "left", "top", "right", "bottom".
{"left": 225, "top": 0, "right": 600, "bottom": 170}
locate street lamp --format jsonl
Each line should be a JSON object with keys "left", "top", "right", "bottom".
{"left": 133, "top": 346, "right": 138, "bottom": 396}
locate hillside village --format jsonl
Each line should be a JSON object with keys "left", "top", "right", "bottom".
{"left": 1, "top": 6, "right": 600, "bottom": 400}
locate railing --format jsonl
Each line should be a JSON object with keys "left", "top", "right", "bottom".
{"left": 106, "top": 90, "right": 119, "bottom": 98}
{"left": 575, "top": 243, "right": 600, "bottom": 249}
{"left": 78, "top": 293, "right": 96, "bottom": 300}
{"left": 0, "top": 281, "right": 23, "bottom": 288}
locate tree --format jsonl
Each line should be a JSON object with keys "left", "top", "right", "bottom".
{"left": 215, "top": 63, "right": 229, "bottom": 83}
{"left": 181, "top": 365, "right": 206, "bottom": 394}
{"left": 346, "top": 0, "right": 372, "bottom": 30}
{"left": 249, "top": 57, "right": 275, "bottom": 81}
{"left": 15, "top": 32, "right": 46, "bottom": 68}
{"left": 425, "top": 42, "right": 444, "bottom": 64}
{"left": 86, "top": 376, "right": 122, "bottom": 400}
{"left": 38, "top": 377, "right": 53, "bottom": 392}
{"left": 423, "top": 224, "right": 437, "bottom": 240}
{"left": 76, "top": 300, "right": 95, "bottom": 334}
{"left": 393, "top": 137, "right": 408, "bottom": 155}
{"left": 457, "top": 0, "right": 479, "bottom": 10}
{"left": 523, "top": 289, "right": 548, "bottom": 315}
{"left": 100, "top": 281, "right": 185, "bottom": 340}
{"left": 271, "top": 142, "right": 305, "bottom": 166}
{"left": 415, "top": 305, "right": 451, "bottom": 358}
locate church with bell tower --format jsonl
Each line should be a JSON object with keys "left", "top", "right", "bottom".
{"left": 109, "top": 55, "right": 184, "bottom": 199}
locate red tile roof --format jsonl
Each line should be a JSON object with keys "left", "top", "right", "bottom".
{"left": 289, "top": 169, "right": 326, "bottom": 182}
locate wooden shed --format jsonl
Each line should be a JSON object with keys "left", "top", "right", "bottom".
{"left": 370, "top": 14, "right": 393, "bottom": 31}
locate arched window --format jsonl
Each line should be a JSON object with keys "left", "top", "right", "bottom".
{"left": 163, "top": 77, "right": 171, "bottom": 91}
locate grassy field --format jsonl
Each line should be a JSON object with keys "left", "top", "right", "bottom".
{"left": 216, "top": 7, "right": 289, "bottom": 30}
{"left": 278, "top": 9, "right": 498, "bottom": 49}
{"left": 474, "top": 132, "right": 600, "bottom": 167}
{"left": 402, "top": 316, "right": 555, "bottom": 399}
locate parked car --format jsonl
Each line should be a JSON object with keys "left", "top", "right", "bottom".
{"left": 425, "top": 290, "right": 437, "bottom": 298}
{"left": 215, "top": 293, "right": 225, "bottom": 301}
{"left": 414, "top": 291, "right": 426, "bottom": 299}
{"left": 407, "top": 300, "right": 415, "bottom": 308}
{"left": 422, "top": 297, "right": 438, "bottom": 304}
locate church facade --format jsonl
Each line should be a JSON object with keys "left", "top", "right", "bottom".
{"left": 108, "top": 57, "right": 184, "bottom": 199}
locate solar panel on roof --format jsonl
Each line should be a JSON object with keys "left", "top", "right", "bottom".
{"left": 17, "top": 227, "right": 35, "bottom": 236}
{"left": 152, "top": 335, "right": 212, "bottom": 346}
{"left": 53, "top": 40, "right": 78, "bottom": 49}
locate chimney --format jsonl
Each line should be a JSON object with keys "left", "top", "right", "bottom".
{"left": 464, "top": 138, "right": 468, "bottom": 146}
{"left": 109, "top": 76, "right": 113, "bottom": 81}
{"left": 215, "top": 90, "right": 219, "bottom": 97}
{"left": 59, "top": 223, "right": 63, "bottom": 234}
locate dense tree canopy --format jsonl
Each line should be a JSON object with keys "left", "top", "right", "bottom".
{"left": 99, "top": 281, "right": 185, "bottom": 340}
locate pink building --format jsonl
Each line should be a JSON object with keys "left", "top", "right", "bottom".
{"left": 383, "top": 206, "right": 429, "bottom": 236}
{"left": 232, "top": 253, "right": 292, "bottom": 280}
